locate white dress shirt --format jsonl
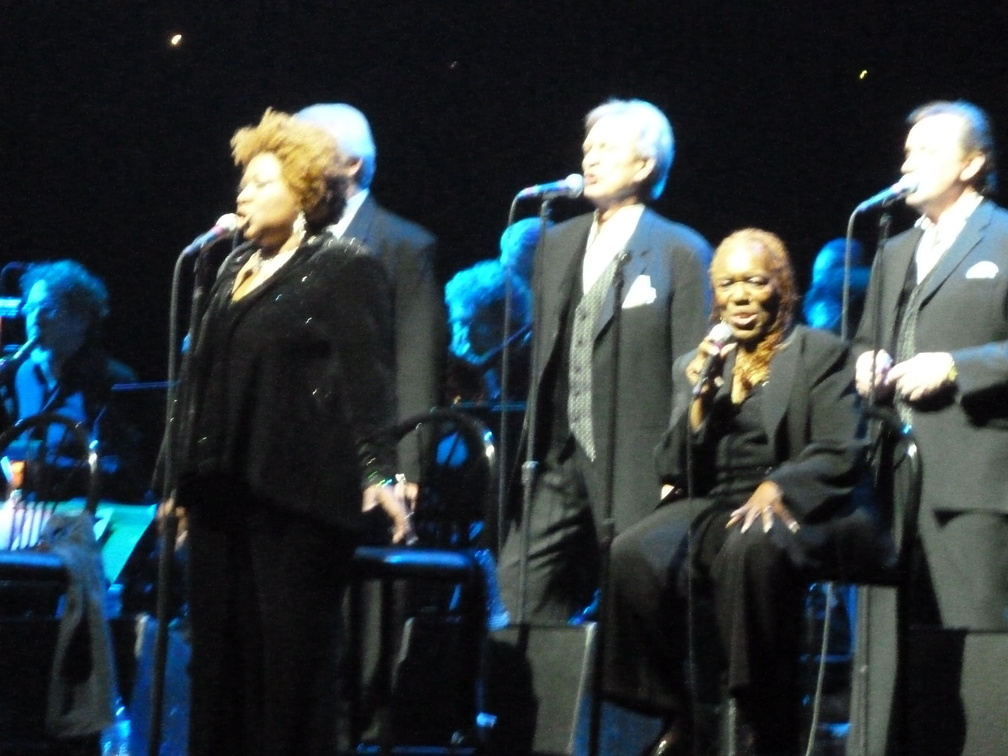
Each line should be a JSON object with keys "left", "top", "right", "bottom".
{"left": 328, "top": 188, "right": 369, "bottom": 239}
{"left": 914, "top": 189, "right": 983, "bottom": 283}
{"left": 582, "top": 204, "right": 645, "bottom": 293}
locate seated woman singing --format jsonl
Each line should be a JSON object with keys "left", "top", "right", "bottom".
{"left": 604, "top": 228, "right": 891, "bottom": 756}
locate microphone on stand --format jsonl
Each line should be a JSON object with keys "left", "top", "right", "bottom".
{"left": 692, "top": 322, "right": 735, "bottom": 397}
{"left": 182, "top": 214, "right": 241, "bottom": 256}
{"left": 515, "top": 174, "right": 585, "bottom": 200}
{"left": 854, "top": 176, "right": 918, "bottom": 214}
{"left": 0, "top": 337, "right": 39, "bottom": 379}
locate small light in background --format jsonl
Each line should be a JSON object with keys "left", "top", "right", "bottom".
{"left": 859, "top": 69, "right": 868, "bottom": 80}
{"left": 169, "top": 33, "right": 184, "bottom": 48}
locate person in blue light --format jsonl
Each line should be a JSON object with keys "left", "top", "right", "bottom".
{"left": 0, "top": 260, "right": 142, "bottom": 500}
{"left": 801, "top": 237, "right": 869, "bottom": 336}
{"left": 498, "top": 216, "right": 546, "bottom": 284}
{"left": 444, "top": 259, "right": 532, "bottom": 403}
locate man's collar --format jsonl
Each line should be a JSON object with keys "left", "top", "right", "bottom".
{"left": 915, "top": 189, "right": 983, "bottom": 231}
{"left": 591, "top": 203, "right": 645, "bottom": 231}
{"left": 328, "top": 188, "right": 369, "bottom": 236}
{"left": 342, "top": 188, "right": 369, "bottom": 220}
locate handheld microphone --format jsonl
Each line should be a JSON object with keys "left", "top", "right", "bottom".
{"left": 0, "top": 337, "right": 39, "bottom": 378}
{"left": 854, "top": 176, "right": 918, "bottom": 214}
{"left": 692, "top": 322, "right": 735, "bottom": 397}
{"left": 515, "top": 174, "right": 584, "bottom": 200}
{"left": 182, "top": 213, "right": 241, "bottom": 256}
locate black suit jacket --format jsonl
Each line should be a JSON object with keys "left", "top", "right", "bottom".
{"left": 177, "top": 234, "right": 397, "bottom": 528}
{"left": 657, "top": 326, "right": 864, "bottom": 522}
{"left": 855, "top": 199, "right": 1008, "bottom": 515}
{"left": 526, "top": 208, "right": 712, "bottom": 532}
{"left": 342, "top": 194, "right": 446, "bottom": 479}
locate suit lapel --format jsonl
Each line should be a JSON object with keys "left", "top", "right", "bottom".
{"left": 549, "top": 217, "right": 592, "bottom": 325}
{"left": 342, "top": 194, "right": 378, "bottom": 248}
{"left": 594, "top": 209, "right": 652, "bottom": 340}
{"left": 533, "top": 216, "right": 591, "bottom": 383}
{"left": 881, "top": 228, "right": 921, "bottom": 332}
{"left": 760, "top": 331, "right": 798, "bottom": 442}
{"left": 918, "top": 200, "right": 992, "bottom": 307}
{"left": 719, "top": 334, "right": 794, "bottom": 443}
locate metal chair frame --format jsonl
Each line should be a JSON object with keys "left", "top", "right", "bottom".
{"left": 345, "top": 408, "right": 499, "bottom": 756}
{"left": 805, "top": 405, "right": 922, "bottom": 756}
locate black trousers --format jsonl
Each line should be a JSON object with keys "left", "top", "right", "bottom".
{"left": 497, "top": 443, "right": 604, "bottom": 624}
{"left": 185, "top": 481, "right": 357, "bottom": 756}
{"left": 917, "top": 507, "right": 1008, "bottom": 630}
{"left": 605, "top": 497, "right": 887, "bottom": 754}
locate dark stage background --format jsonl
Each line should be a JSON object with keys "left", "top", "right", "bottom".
{"left": 2, "top": 1, "right": 1007, "bottom": 381}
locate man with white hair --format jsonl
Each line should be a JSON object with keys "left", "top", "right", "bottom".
{"left": 296, "top": 104, "right": 446, "bottom": 743}
{"left": 498, "top": 98, "right": 712, "bottom": 628}
{"left": 297, "top": 103, "right": 445, "bottom": 483}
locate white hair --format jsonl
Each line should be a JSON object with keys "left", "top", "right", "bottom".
{"left": 585, "top": 99, "right": 674, "bottom": 200}
{"left": 296, "top": 103, "right": 377, "bottom": 189}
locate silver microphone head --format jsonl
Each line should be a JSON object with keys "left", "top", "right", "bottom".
{"left": 562, "top": 173, "right": 585, "bottom": 198}
{"left": 708, "top": 321, "right": 735, "bottom": 348}
{"left": 893, "top": 175, "right": 919, "bottom": 196}
{"left": 216, "top": 213, "right": 241, "bottom": 232}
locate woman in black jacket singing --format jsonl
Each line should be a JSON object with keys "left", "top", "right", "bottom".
{"left": 604, "top": 229, "right": 890, "bottom": 756}
{"left": 172, "top": 109, "right": 411, "bottom": 756}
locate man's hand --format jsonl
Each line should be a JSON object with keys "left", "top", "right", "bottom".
{"left": 855, "top": 349, "right": 894, "bottom": 400}
{"left": 362, "top": 480, "right": 417, "bottom": 545}
{"left": 394, "top": 474, "right": 420, "bottom": 511}
{"left": 886, "top": 352, "right": 956, "bottom": 403}
{"left": 726, "top": 480, "right": 800, "bottom": 534}
{"left": 156, "top": 497, "right": 188, "bottom": 550}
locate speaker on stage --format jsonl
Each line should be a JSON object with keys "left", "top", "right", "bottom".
{"left": 905, "top": 627, "right": 1008, "bottom": 756}
{"left": 485, "top": 622, "right": 596, "bottom": 756}
{"left": 850, "top": 608, "right": 1008, "bottom": 756}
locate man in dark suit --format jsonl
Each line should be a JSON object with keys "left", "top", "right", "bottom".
{"left": 498, "top": 98, "right": 712, "bottom": 624}
{"left": 854, "top": 100, "right": 1008, "bottom": 752}
{"left": 855, "top": 99, "right": 1008, "bottom": 631}
{"left": 297, "top": 103, "right": 445, "bottom": 483}
{"left": 296, "top": 105, "right": 446, "bottom": 739}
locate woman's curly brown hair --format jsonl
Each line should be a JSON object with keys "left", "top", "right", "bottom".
{"left": 231, "top": 108, "right": 346, "bottom": 230}
{"left": 711, "top": 228, "right": 798, "bottom": 395}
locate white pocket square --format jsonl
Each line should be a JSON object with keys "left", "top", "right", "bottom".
{"left": 622, "top": 274, "right": 657, "bottom": 308}
{"left": 965, "top": 260, "right": 999, "bottom": 279}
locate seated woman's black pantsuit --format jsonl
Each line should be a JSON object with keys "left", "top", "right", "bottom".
{"left": 605, "top": 326, "right": 891, "bottom": 754}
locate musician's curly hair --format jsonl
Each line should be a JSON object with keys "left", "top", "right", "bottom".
{"left": 21, "top": 260, "right": 110, "bottom": 326}
{"left": 231, "top": 108, "right": 347, "bottom": 230}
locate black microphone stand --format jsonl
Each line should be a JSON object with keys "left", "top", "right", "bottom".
{"left": 684, "top": 359, "right": 704, "bottom": 756}
{"left": 840, "top": 210, "right": 860, "bottom": 343}
{"left": 840, "top": 204, "right": 913, "bottom": 756}
{"left": 587, "top": 251, "right": 629, "bottom": 756}
{"left": 496, "top": 201, "right": 520, "bottom": 556}
{"left": 148, "top": 243, "right": 215, "bottom": 756}
{"left": 514, "top": 196, "right": 552, "bottom": 626}
{"left": 868, "top": 210, "right": 894, "bottom": 408}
